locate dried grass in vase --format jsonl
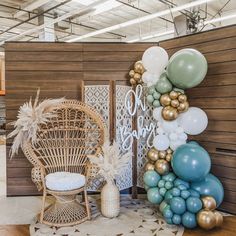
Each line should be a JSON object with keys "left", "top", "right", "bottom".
{"left": 88, "top": 138, "right": 132, "bottom": 184}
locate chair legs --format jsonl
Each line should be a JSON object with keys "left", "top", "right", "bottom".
{"left": 40, "top": 190, "right": 47, "bottom": 223}
{"left": 84, "top": 188, "right": 91, "bottom": 220}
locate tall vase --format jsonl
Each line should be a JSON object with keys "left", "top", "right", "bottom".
{"left": 101, "top": 180, "right": 120, "bottom": 218}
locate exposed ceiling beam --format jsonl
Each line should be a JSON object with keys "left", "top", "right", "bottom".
{"left": 13, "top": 0, "right": 52, "bottom": 18}
{"left": 0, "top": 0, "right": 107, "bottom": 45}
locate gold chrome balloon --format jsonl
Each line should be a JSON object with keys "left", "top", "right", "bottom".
{"left": 144, "top": 162, "right": 155, "bottom": 171}
{"left": 171, "top": 99, "right": 180, "bottom": 108}
{"left": 162, "top": 106, "right": 178, "bottom": 121}
{"left": 147, "top": 148, "right": 159, "bottom": 162}
{"left": 160, "top": 94, "right": 171, "bottom": 106}
{"left": 134, "top": 61, "right": 145, "bottom": 74}
{"left": 133, "top": 73, "right": 141, "bottom": 81}
{"left": 169, "top": 91, "right": 179, "bottom": 99}
{"left": 165, "top": 153, "right": 172, "bottom": 162}
{"left": 201, "top": 196, "right": 217, "bottom": 210}
{"left": 177, "top": 101, "right": 189, "bottom": 113}
{"left": 158, "top": 151, "right": 166, "bottom": 159}
{"left": 178, "top": 94, "right": 187, "bottom": 103}
{"left": 155, "top": 159, "right": 170, "bottom": 175}
{"left": 129, "top": 69, "right": 135, "bottom": 77}
{"left": 214, "top": 211, "right": 223, "bottom": 227}
{"left": 167, "top": 148, "right": 173, "bottom": 154}
{"left": 130, "top": 78, "right": 136, "bottom": 85}
{"left": 197, "top": 210, "right": 216, "bottom": 230}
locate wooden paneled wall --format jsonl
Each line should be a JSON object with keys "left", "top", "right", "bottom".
{"left": 5, "top": 24, "right": 236, "bottom": 214}
{"left": 159, "top": 25, "right": 236, "bottom": 214}
{"left": 5, "top": 42, "right": 154, "bottom": 196}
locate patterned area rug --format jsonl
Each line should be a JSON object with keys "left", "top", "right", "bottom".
{"left": 30, "top": 196, "right": 184, "bottom": 236}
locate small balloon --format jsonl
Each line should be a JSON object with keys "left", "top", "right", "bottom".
{"left": 162, "top": 106, "right": 178, "bottom": 121}
{"left": 153, "top": 107, "right": 163, "bottom": 121}
{"left": 147, "top": 187, "right": 163, "bottom": 204}
{"left": 133, "top": 73, "right": 141, "bottom": 81}
{"left": 144, "top": 162, "right": 155, "bottom": 171}
{"left": 153, "top": 100, "right": 161, "bottom": 108}
{"left": 160, "top": 94, "right": 171, "bottom": 106}
{"left": 178, "top": 94, "right": 187, "bottom": 103}
{"left": 182, "top": 212, "right": 197, "bottom": 229}
{"left": 169, "top": 91, "right": 179, "bottom": 99}
{"left": 170, "top": 197, "right": 186, "bottom": 215}
{"left": 147, "top": 95, "right": 154, "bottom": 104}
{"left": 143, "top": 170, "right": 161, "bottom": 187}
{"left": 214, "top": 211, "right": 223, "bottom": 227}
{"left": 134, "top": 61, "right": 145, "bottom": 74}
{"left": 201, "top": 196, "right": 217, "bottom": 210}
{"left": 155, "top": 73, "right": 173, "bottom": 94}
{"left": 186, "top": 197, "right": 203, "bottom": 213}
{"left": 130, "top": 78, "right": 136, "bottom": 85}
{"left": 153, "top": 134, "right": 170, "bottom": 151}
{"left": 158, "top": 151, "right": 167, "bottom": 159}
{"left": 129, "top": 70, "right": 135, "bottom": 77}
{"left": 147, "top": 148, "right": 159, "bottom": 162}
{"left": 171, "top": 99, "right": 180, "bottom": 108}
{"left": 197, "top": 210, "right": 216, "bottom": 230}
{"left": 178, "top": 101, "right": 189, "bottom": 113}
{"left": 166, "top": 153, "right": 172, "bottom": 162}
{"left": 155, "top": 159, "right": 170, "bottom": 175}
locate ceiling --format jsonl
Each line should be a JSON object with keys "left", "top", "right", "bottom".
{"left": 0, "top": 0, "right": 235, "bottom": 47}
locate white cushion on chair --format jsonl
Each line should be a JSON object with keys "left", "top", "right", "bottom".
{"left": 45, "top": 172, "right": 86, "bottom": 191}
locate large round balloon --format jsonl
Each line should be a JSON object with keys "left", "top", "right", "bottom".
{"left": 191, "top": 174, "right": 224, "bottom": 207}
{"left": 153, "top": 134, "right": 170, "bottom": 151}
{"left": 166, "top": 48, "right": 207, "bottom": 89}
{"left": 178, "top": 107, "right": 208, "bottom": 135}
{"left": 142, "top": 46, "right": 169, "bottom": 74}
{"left": 171, "top": 144, "right": 211, "bottom": 182}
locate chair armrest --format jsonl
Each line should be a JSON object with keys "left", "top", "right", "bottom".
{"left": 31, "top": 165, "right": 46, "bottom": 191}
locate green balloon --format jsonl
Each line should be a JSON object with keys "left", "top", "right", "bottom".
{"left": 153, "top": 100, "right": 160, "bottom": 108}
{"left": 155, "top": 73, "right": 173, "bottom": 94}
{"left": 153, "top": 91, "right": 161, "bottom": 99}
{"left": 148, "top": 86, "right": 156, "bottom": 95}
{"left": 159, "top": 200, "right": 168, "bottom": 213}
{"left": 146, "top": 95, "right": 154, "bottom": 104}
{"left": 173, "top": 87, "right": 185, "bottom": 94}
{"left": 167, "top": 49, "right": 207, "bottom": 89}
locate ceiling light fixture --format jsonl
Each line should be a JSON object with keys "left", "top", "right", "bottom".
{"left": 66, "top": 0, "right": 215, "bottom": 42}
{"left": 204, "top": 13, "right": 236, "bottom": 25}
{"left": 126, "top": 29, "right": 174, "bottom": 43}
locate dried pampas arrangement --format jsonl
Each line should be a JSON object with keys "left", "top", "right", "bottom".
{"left": 7, "top": 89, "right": 64, "bottom": 158}
{"left": 88, "top": 139, "right": 132, "bottom": 184}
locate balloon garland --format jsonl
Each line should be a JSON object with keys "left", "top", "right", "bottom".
{"left": 128, "top": 46, "right": 224, "bottom": 230}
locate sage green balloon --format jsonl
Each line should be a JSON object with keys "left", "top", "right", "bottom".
{"left": 153, "top": 91, "right": 161, "bottom": 99}
{"left": 148, "top": 86, "right": 156, "bottom": 95}
{"left": 147, "top": 95, "right": 154, "bottom": 104}
{"left": 173, "top": 87, "right": 185, "bottom": 94}
{"left": 153, "top": 100, "right": 160, "bottom": 108}
{"left": 155, "top": 73, "right": 173, "bottom": 94}
{"left": 167, "top": 49, "right": 207, "bottom": 89}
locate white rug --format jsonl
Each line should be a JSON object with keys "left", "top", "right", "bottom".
{"left": 30, "top": 196, "right": 184, "bottom": 236}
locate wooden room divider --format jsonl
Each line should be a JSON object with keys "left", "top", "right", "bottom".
{"left": 5, "top": 24, "right": 236, "bottom": 214}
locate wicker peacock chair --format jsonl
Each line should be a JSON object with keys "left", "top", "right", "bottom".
{"left": 22, "top": 100, "right": 106, "bottom": 227}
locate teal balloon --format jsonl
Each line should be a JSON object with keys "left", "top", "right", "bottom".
{"left": 188, "top": 141, "right": 199, "bottom": 146}
{"left": 174, "top": 178, "right": 190, "bottom": 188}
{"left": 164, "top": 190, "right": 173, "bottom": 204}
{"left": 186, "top": 197, "right": 202, "bottom": 213}
{"left": 143, "top": 170, "right": 160, "bottom": 187}
{"left": 147, "top": 95, "right": 154, "bottom": 104}
{"left": 189, "top": 189, "right": 200, "bottom": 198}
{"left": 165, "top": 181, "right": 174, "bottom": 190}
{"left": 160, "top": 187, "right": 167, "bottom": 196}
{"left": 144, "top": 184, "right": 150, "bottom": 191}
{"left": 181, "top": 190, "right": 191, "bottom": 199}
{"left": 153, "top": 91, "right": 161, "bottom": 99}
{"left": 170, "top": 197, "right": 186, "bottom": 215}
{"left": 182, "top": 212, "right": 197, "bottom": 229}
{"left": 167, "top": 48, "right": 208, "bottom": 89}
{"left": 159, "top": 201, "right": 168, "bottom": 213}
{"left": 163, "top": 207, "right": 173, "bottom": 219}
{"left": 155, "top": 73, "right": 173, "bottom": 94}
{"left": 158, "top": 180, "right": 165, "bottom": 188}
{"left": 178, "top": 184, "right": 187, "bottom": 191}
{"left": 165, "top": 218, "right": 173, "bottom": 224}
{"left": 162, "top": 173, "right": 176, "bottom": 182}
{"left": 172, "top": 187, "right": 181, "bottom": 197}
{"left": 153, "top": 100, "right": 160, "bottom": 107}
{"left": 171, "top": 144, "right": 211, "bottom": 182}
{"left": 147, "top": 188, "right": 163, "bottom": 204}
{"left": 148, "top": 86, "right": 156, "bottom": 95}
{"left": 191, "top": 173, "right": 224, "bottom": 207}
{"left": 172, "top": 214, "right": 182, "bottom": 225}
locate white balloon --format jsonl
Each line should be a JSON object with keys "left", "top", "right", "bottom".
{"left": 161, "top": 120, "right": 178, "bottom": 133}
{"left": 153, "top": 134, "right": 170, "bottom": 151}
{"left": 142, "top": 46, "right": 169, "bottom": 74}
{"left": 170, "top": 140, "right": 186, "bottom": 151}
{"left": 179, "top": 133, "right": 188, "bottom": 141}
{"left": 178, "top": 107, "right": 208, "bottom": 135}
{"left": 142, "top": 71, "right": 160, "bottom": 87}
{"left": 156, "top": 127, "right": 165, "bottom": 135}
{"left": 153, "top": 107, "right": 163, "bottom": 121}
{"left": 176, "top": 127, "right": 184, "bottom": 134}
{"left": 169, "top": 132, "right": 178, "bottom": 141}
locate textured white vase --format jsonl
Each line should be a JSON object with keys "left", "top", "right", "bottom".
{"left": 101, "top": 181, "right": 120, "bottom": 218}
